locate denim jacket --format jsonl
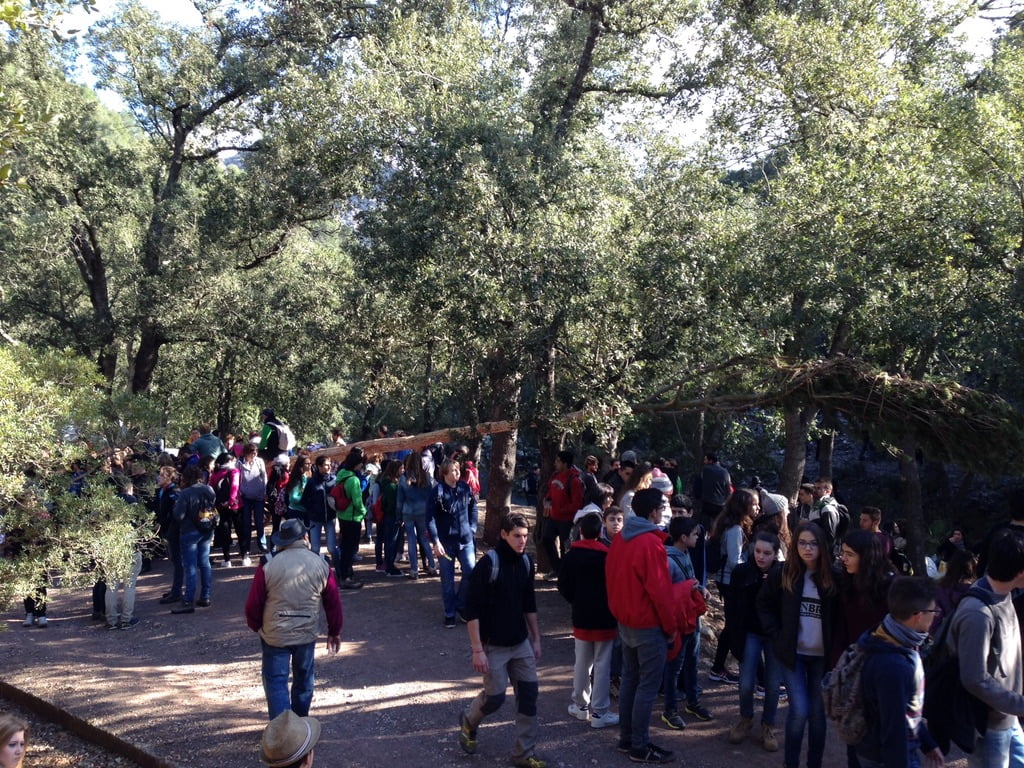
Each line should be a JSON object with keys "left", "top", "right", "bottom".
{"left": 427, "top": 480, "right": 477, "bottom": 544}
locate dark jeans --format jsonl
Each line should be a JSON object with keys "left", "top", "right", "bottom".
{"left": 541, "top": 518, "right": 572, "bottom": 575}
{"left": 712, "top": 581, "right": 739, "bottom": 671}
{"left": 619, "top": 625, "right": 669, "bottom": 751}
{"left": 338, "top": 519, "right": 362, "bottom": 580}
{"left": 678, "top": 624, "right": 702, "bottom": 704}
{"left": 165, "top": 528, "right": 183, "bottom": 598}
{"left": 216, "top": 508, "right": 244, "bottom": 560}
{"left": 240, "top": 496, "right": 262, "bottom": 553}
{"left": 382, "top": 515, "right": 402, "bottom": 570}
{"left": 782, "top": 653, "right": 827, "bottom": 768}
{"left": 261, "top": 639, "right": 315, "bottom": 720}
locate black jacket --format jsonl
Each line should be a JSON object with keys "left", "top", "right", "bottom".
{"left": 756, "top": 565, "right": 835, "bottom": 670}
{"left": 557, "top": 540, "right": 617, "bottom": 634}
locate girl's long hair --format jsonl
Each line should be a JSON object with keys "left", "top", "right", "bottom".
{"left": 840, "top": 529, "right": 891, "bottom": 608}
{"left": 711, "top": 488, "right": 757, "bottom": 540}
{"left": 403, "top": 451, "right": 430, "bottom": 488}
{"left": 0, "top": 714, "right": 27, "bottom": 768}
{"left": 783, "top": 522, "right": 835, "bottom": 594}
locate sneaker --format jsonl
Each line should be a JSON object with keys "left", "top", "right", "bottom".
{"left": 728, "top": 716, "right": 752, "bottom": 744}
{"left": 106, "top": 622, "right": 121, "bottom": 630}
{"left": 385, "top": 569, "right": 403, "bottom": 577}
{"left": 158, "top": 593, "right": 182, "bottom": 605}
{"left": 754, "top": 685, "right": 765, "bottom": 700}
{"left": 426, "top": 567, "right": 439, "bottom": 577}
{"left": 778, "top": 688, "right": 788, "bottom": 703}
{"left": 219, "top": 559, "right": 233, "bottom": 568}
{"left": 542, "top": 571, "right": 559, "bottom": 582}
{"left": 120, "top": 617, "right": 140, "bottom": 630}
{"left": 458, "top": 712, "right": 477, "bottom": 754}
{"left": 171, "top": 602, "right": 195, "bottom": 614}
{"left": 375, "top": 566, "right": 387, "bottom": 574}
{"left": 708, "top": 668, "right": 739, "bottom": 684}
{"left": 457, "top": 611, "right": 469, "bottom": 624}
{"left": 616, "top": 739, "right": 632, "bottom": 754}
{"left": 567, "top": 703, "right": 589, "bottom": 722}
{"left": 661, "top": 710, "right": 686, "bottom": 730}
{"left": 35, "top": 616, "right": 47, "bottom": 628}
{"left": 590, "top": 711, "right": 619, "bottom": 729}
{"left": 340, "top": 579, "right": 363, "bottom": 590}
{"left": 404, "top": 572, "right": 419, "bottom": 580}
{"left": 759, "top": 722, "right": 778, "bottom": 752}
{"left": 196, "top": 598, "right": 212, "bottom": 608}
{"left": 628, "top": 743, "right": 674, "bottom": 764}
{"left": 241, "top": 556, "right": 252, "bottom": 567}
{"left": 444, "top": 615, "right": 457, "bottom": 628}
{"left": 23, "top": 614, "right": 33, "bottom": 627}
{"left": 684, "top": 702, "right": 713, "bottom": 722}
{"left": 511, "top": 757, "right": 547, "bottom": 768}
{"left": 90, "top": 611, "right": 105, "bottom": 622}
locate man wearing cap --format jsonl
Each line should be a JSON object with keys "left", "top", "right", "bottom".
{"left": 261, "top": 710, "right": 320, "bottom": 768}
{"left": 245, "top": 519, "right": 344, "bottom": 719}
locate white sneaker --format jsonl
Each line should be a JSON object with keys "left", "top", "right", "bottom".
{"left": 241, "top": 556, "right": 252, "bottom": 566}
{"left": 23, "top": 614, "right": 33, "bottom": 627}
{"left": 35, "top": 616, "right": 47, "bottom": 628}
{"left": 219, "top": 560, "right": 233, "bottom": 568}
{"left": 567, "top": 703, "right": 589, "bottom": 722}
{"left": 591, "top": 711, "right": 620, "bottom": 729}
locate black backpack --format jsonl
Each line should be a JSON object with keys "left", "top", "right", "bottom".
{"left": 214, "top": 472, "right": 233, "bottom": 510}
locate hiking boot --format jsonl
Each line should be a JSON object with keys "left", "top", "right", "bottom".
{"left": 511, "top": 756, "right": 547, "bottom": 768}
{"left": 661, "top": 710, "right": 686, "bottom": 730}
{"left": 728, "top": 716, "right": 753, "bottom": 744}
{"left": 458, "top": 712, "right": 477, "bottom": 754}
{"left": 628, "top": 743, "right": 674, "bottom": 764}
{"left": 171, "top": 602, "right": 195, "bottom": 614}
{"left": 759, "top": 722, "right": 778, "bottom": 752}
{"left": 684, "top": 702, "right": 713, "bottom": 721}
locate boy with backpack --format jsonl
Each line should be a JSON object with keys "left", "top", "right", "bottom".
{"left": 458, "top": 513, "right": 546, "bottom": 768}
{"left": 557, "top": 513, "right": 619, "bottom": 729}
{"left": 855, "top": 576, "right": 943, "bottom": 768}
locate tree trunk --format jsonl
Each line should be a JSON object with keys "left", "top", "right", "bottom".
{"left": 421, "top": 339, "right": 435, "bottom": 431}
{"left": 899, "top": 433, "right": 928, "bottom": 576}
{"left": 130, "top": 319, "right": 164, "bottom": 394}
{"left": 483, "top": 427, "right": 518, "bottom": 547}
{"left": 779, "top": 403, "right": 816, "bottom": 502}
{"left": 817, "top": 409, "right": 836, "bottom": 480}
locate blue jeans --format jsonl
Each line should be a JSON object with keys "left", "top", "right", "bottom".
{"left": 404, "top": 513, "right": 435, "bottom": 576}
{"left": 968, "top": 720, "right": 1024, "bottom": 768}
{"left": 662, "top": 649, "right": 684, "bottom": 714}
{"left": 781, "top": 653, "right": 827, "bottom": 768}
{"left": 165, "top": 528, "right": 183, "bottom": 598}
{"left": 679, "top": 624, "right": 702, "bottom": 705}
{"left": 439, "top": 538, "right": 475, "bottom": 618}
{"left": 241, "top": 496, "right": 264, "bottom": 552}
{"left": 180, "top": 527, "right": 212, "bottom": 603}
{"left": 308, "top": 518, "right": 337, "bottom": 559}
{"left": 619, "top": 625, "right": 668, "bottom": 751}
{"left": 739, "top": 633, "right": 781, "bottom": 725}
{"left": 261, "top": 639, "right": 316, "bottom": 720}
{"left": 382, "top": 515, "right": 402, "bottom": 570}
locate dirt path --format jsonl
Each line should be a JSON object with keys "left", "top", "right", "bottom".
{"left": 1, "top": 517, "right": 966, "bottom": 768}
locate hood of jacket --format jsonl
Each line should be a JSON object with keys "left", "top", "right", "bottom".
{"left": 622, "top": 514, "right": 660, "bottom": 542}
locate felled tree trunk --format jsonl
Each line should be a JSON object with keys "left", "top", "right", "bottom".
{"left": 899, "top": 433, "right": 928, "bottom": 576}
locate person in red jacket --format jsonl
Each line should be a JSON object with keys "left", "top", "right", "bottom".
{"left": 605, "top": 488, "right": 677, "bottom": 765}
{"left": 541, "top": 451, "right": 584, "bottom": 581}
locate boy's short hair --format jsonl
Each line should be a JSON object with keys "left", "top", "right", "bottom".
{"left": 861, "top": 506, "right": 882, "bottom": 523}
{"left": 669, "top": 493, "right": 693, "bottom": 512}
{"left": 887, "top": 576, "right": 938, "bottom": 621}
{"left": 501, "top": 513, "right": 530, "bottom": 533}
{"left": 603, "top": 505, "right": 624, "bottom": 520}
{"left": 668, "top": 515, "right": 702, "bottom": 542}
{"left": 799, "top": 483, "right": 815, "bottom": 496}
{"left": 579, "top": 513, "right": 603, "bottom": 540}
{"left": 986, "top": 529, "right": 1024, "bottom": 582}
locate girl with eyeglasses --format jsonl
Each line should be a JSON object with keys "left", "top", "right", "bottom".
{"left": 757, "top": 522, "right": 836, "bottom": 768}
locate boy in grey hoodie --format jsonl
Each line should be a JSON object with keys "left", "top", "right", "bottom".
{"left": 949, "top": 528, "right": 1024, "bottom": 767}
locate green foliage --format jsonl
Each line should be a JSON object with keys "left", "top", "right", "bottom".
{"left": 0, "top": 345, "right": 154, "bottom": 609}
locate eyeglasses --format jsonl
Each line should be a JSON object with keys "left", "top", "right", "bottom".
{"left": 916, "top": 608, "right": 943, "bottom": 616}
{"left": 797, "top": 540, "right": 820, "bottom": 549}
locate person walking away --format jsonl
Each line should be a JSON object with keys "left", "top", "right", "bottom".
{"left": 170, "top": 463, "right": 216, "bottom": 614}
{"left": 541, "top": 450, "right": 584, "bottom": 581}
{"left": 458, "top": 513, "right": 546, "bottom": 768}
{"left": 399, "top": 451, "right": 438, "bottom": 579}
{"left": 557, "top": 513, "right": 619, "bottom": 729}
{"left": 245, "top": 519, "right": 343, "bottom": 719}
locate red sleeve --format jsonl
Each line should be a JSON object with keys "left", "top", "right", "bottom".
{"left": 229, "top": 468, "right": 241, "bottom": 509}
{"left": 244, "top": 565, "right": 267, "bottom": 632}
{"left": 322, "top": 570, "right": 344, "bottom": 637}
{"left": 570, "top": 469, "right": 585, "bottom": 511}
{"left": 643, "top": 538, "right": 676, "bottom": 635}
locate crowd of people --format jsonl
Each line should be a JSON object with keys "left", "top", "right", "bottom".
{"left": 10, "top": 419, "right": 1024, "bottom": 768}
